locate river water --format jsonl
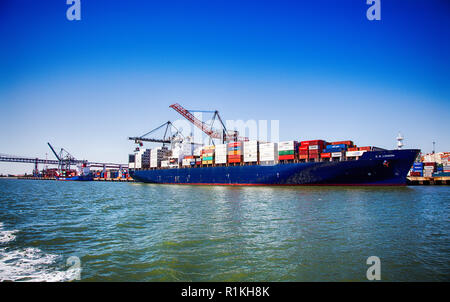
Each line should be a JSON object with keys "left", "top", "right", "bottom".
{"left": 0, "top": 179, "right": 448, "bottom": 281}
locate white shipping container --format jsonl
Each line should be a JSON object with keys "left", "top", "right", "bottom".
{"left": 259, "top": 142, "right": 278, "bottom": 161}
{"left": 243, "top": 140, "right": 258, "bottom": 151}
{"left": 215, "top": 156, "right": 227, "bottom": 164}
{"left": 244, "top": 149, "right": 258, "bottom": 154}
{"left": 278, "top": 141, "right": 296, "bottom": 151}
{"left": 331, "top": 152, "right": 343, "bottom": 158}
{"left": 308, "top": 145, "right": 319, "bottom": 150}
{"left": 346, "top": 151, "right": 366, "bottom": 157}
{"left": 244, "top": 153, "right": 258, "bottom": 162}
{"left": 161, "top": 160, "right": 169, "bottom": 167}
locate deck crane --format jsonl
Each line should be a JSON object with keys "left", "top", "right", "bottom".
{"left": 169, "top": 103, "right": 248, "bottom": 144}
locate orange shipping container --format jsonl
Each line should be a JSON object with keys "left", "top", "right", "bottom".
{"left": 228, "top": 151, "right": 241, "bottom": 155}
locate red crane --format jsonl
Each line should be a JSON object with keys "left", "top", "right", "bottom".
{"left": 169, "top": 103, "right": 248, "bottom": 143}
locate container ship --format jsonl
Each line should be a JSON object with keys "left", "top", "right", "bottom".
{"left": 129, "top": 140, "right": 419, "bottom": 186}
{"left": 128, "top": 104, "right": 419, "bottom": 186}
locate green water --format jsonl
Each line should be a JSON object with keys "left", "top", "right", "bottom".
{"left": 0, "top": 179, "right": 448, "bottom": 281}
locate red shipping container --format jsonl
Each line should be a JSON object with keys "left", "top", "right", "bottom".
{"left": 423, "top": 162, "right": 436, "bottom": 166}
{"left": 309, "top": 153, "right": 319, "bottom": 158}
{"left": 279, "top": 154, "right": 295, "bottom": 160}
{"left": 331, "top": 140, "right": 353, "bottom": 146}
{"left": 299, "top": 146, "right": 308, "bottom": 151}
{"left": 359, "top": 146, "right": 371, "bottom": 151}
{"left": 228, "top": 142, "right": 242, "bottom": 147}
{"left": 348, "top": 147, "right": 359, "bottom": 151}
{"left": 228, "top": 158, "right": 241, "bottom": 163}
{"left": 227, "top": 155, "right": 241, "bottom": 160}
{"left": 321, "top": 153, "right": 331, "bottom": 158}
{"left": 301, "top": 140, "right": 326, "bottom": 146}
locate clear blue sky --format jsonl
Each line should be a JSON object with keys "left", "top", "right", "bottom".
{"left": 0, "top": 0, "right": 449, "bottom": 174}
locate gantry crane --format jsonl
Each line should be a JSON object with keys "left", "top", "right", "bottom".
{"left": 169, "top": 103, "right": 248, "bottom": 144}
{"left": 47, "top": 142, "right": 86, "bottom": 173}
{"left": 128, "top": 120, "right": 200, "bottom": 152}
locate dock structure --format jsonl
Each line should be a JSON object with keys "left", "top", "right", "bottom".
{"left": 407, "top": 176, "right": 449, "bottom": 185}
{"left": 14, "top": 176, "right": 135, "bottom": 182}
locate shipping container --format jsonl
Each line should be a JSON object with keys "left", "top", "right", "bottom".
{"left": 300, "top": 140, "right": 326, "bottom": 147}
{"left": 330, "top": 140, "right": 353, "bottom": 146}
{"left": 346, "top": 151, "right": 366, "bottom": 157}
{"left": 279, "top": 154, "right": 295, "bottom": 160}
{"left": 279, "top": 150, "right": 294, "bottom": 155}
{"left": 325, "top": 144, "right": 347, "bottom": 150}
{"left": 358, "top": 146, "right": 371, "bottom": 151}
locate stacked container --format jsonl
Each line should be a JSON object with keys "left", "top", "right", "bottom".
{"left": 182, "top": 155, "right": 196, "bottom": 167}
{"left": 323, "top": 142, "right": 348, "bottom": 161}
{"left": 128, "top": 154, "right": 136, "bottom": 169}
{"left": 141, "top": 149, "right": 151, "bottom": 168}
{"left": 150, "top": 146, "right": 169, "bottom": 168}
{"left": 299, "top": 145, "right": 308, "bottom": 160}
{"left": 201, "top": 145, "right": 215, "bottom": 165}
{"left": 259, "top": 142, "right": 278, "bottom": 164}
{"left": 215, "top": 144, "right": 227, "bottom": 164}
{"left": 135, "top": 149, "right": 145, "bottom": 169}
{"left": 410, "top": 162, "right": 424, "bottom": 176}
{"left": 278, "top": 141, "right": 298, "bottom": 160}
{"left": 243, "top": 140, "right": 259, "bottom": 163}
{"left": 228, "top": 141, "right": 243, "bottom": 163}
{"left": 423, "top": 162, "right": 436, "bottom": 177}
{"left": 299, "top": 140, "right": 325, "bottom": 161}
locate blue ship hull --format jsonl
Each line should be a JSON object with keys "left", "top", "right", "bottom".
{"left": 130, "top": 149, "right": 419, "bottom": 186}
{"left": 56, "top": 175, "right": 94, "bottom": 181}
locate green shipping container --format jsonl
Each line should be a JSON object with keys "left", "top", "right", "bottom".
{"left": 202, "top": 156, "right": 214, "bottom": 161}
{"left": 279, "top": 150, "right": 294, "bottom": 155}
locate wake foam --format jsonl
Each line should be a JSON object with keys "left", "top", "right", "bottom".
{"left": 0, "top": 222, "right": 80, "bottom": 282}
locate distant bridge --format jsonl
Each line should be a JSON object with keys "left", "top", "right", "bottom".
{"left": 0, "top": 154, "right": 126, "bottom": 169}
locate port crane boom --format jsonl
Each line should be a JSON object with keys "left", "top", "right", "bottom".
{"left": 169, "top": 103, "right": 248, "bottom": 143}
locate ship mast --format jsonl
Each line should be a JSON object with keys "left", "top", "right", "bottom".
{"left": 396, "top": 132, "right": 404, "bottom": 149}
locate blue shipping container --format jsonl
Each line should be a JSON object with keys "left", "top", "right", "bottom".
{"left": 325, "top": 144, "right": 348, "bottom": 150}
{"left": 324, "top": 147, "right": 346, "bottom": 152}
